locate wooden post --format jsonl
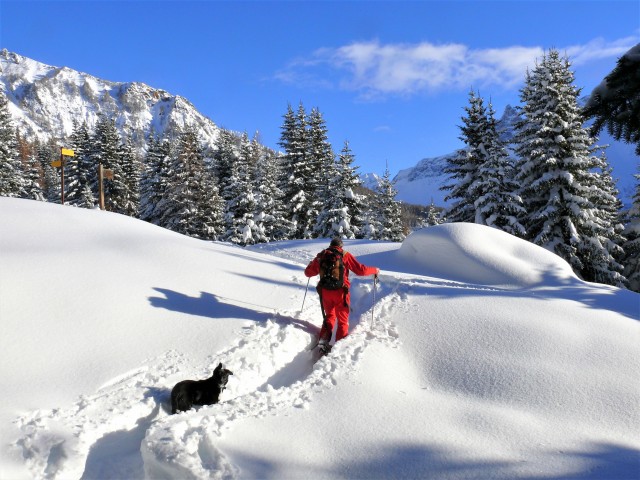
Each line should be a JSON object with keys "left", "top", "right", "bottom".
{"left": 98, "top": 163, "right": 105, "bottom": 210}
{"left": 60, "top": 151, "right": 65, "bottom": 205}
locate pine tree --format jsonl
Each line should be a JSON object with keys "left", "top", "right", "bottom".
{"left": 373, "top": 166, "right": 405, "bottom": 241}
{"left": 425, "top": 200, "right": 444, "bottom": 226}
{"left": 583, "top": 44, "right": 640, "bottom": 155}
{"left": 212, "top": 128, "right": 238, "bottom": 204}
{"left": 314, "top": 141, "right": 363, "bottom": 239}
{"left": 162, "top": 129, "right": 224, "bottom": 240}
{"left": 21, "top": 148, "right": 45, "bottom": 201}
{"left": 307, "top": 107, "right": 334, "bottom": 236}
{"left": 254, "top": 150, "right": 289, "bottom": 242}
{"left": 117, "top": 137, "right": 141, "bottom": 217}
{"left": 67, "top": 121, "right": 95, "bottom": 208}
{"left": 279, "top": 102, "right": 313, "bottom": 239}
{"left": 91, "top": 115, "right": 122, "bottom": 208}
{"left": 140, "top": 135, "right": 173, "bottom": 225}
{"left": 338, "top": 141, "right": 366, "bottom": 237}
{"left": 473, "top": 101, "right": 526, "bottom": 236}
{"left": 441, "top": 90, "right": 486, "bottom": 223}
{"left": 224, "top": 132, "right": 261, "bottom": 245}
{"left": 0, "top": 91, "right": 25, "bottom": 197}
{"left": 621, "top": 170, "right": 640, "bottom": 291}
{"left": 37, "top": 140, "right": 60, "bottom": 203}
{"left": 514, "top": 49, "right": 626, "bottom": 286}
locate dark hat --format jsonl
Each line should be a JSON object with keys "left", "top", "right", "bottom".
{"left": 330, "top": 237, "right": 343, "bottom": 247}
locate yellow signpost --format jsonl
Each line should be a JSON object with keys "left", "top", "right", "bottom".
{"left": 51, "top": 148, "right": 75, "bottom": 204}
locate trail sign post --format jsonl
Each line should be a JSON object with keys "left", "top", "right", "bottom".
{"left": 98, "top": 163, "right": 114, "bottom": 210}
{"left": 52, "top": 148, "right": 75, "bottom": 204}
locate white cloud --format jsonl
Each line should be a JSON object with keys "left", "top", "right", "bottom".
{"left": 276, "top": 36, "right": 639, "bottom": 99}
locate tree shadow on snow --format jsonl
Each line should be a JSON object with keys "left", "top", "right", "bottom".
{"left": 226, "top": 441, "right": 640, "bottom": 480}
{"left": 149, "top": 288, "right": 273, "bottom": 322}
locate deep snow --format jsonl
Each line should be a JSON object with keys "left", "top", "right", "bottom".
{"left": 0, "top": 197, "right": 638, "bottom": 479}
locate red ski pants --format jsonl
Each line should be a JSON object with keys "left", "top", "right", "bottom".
{"left": 318, "top": 288, "right": 350, "bottom": 342}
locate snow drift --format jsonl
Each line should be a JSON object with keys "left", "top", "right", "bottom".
{"left": 0, "top": 197, "right": 638, "bottom": 479}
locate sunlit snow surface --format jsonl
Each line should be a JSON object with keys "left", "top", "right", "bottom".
{"left": 0, "top": 198, "right": 638, "bottom": 479}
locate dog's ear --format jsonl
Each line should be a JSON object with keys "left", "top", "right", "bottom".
{"left": 215, "top": 362, "right": 222, "bottom": 372}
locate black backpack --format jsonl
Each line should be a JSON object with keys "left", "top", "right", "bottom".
{"left": 317, "top": 247, "right": 345, "bottom": 290}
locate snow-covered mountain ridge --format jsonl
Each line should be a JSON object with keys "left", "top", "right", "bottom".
{"left": 0, "top": 49, "right": 220, "bottom": 151}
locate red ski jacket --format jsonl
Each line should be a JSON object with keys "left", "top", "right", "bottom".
{"left": 304, "top": 247, "right": 378, "bottom": 289}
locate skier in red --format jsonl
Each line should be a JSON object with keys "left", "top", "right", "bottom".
{"left": 304, "top": 238, "right": 379, "bottom": 354}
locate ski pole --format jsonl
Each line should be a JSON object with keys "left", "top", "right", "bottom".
{"left": 301, "top": 277, "right": 311, "bottom": 312}
{"left": 371, "top": 274, "right": 378, "bottom": 329}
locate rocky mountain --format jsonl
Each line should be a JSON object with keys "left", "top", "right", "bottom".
{"left": 0, "top": 49, "right": 220, "bottom": 152}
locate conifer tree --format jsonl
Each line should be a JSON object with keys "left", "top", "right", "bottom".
{"left": 338, "top": 141, "right": 366, "bottom": 236}
{"left": 212, "top": 128, "right": 238, "bottom": 204}
{"left": 0, "top": 91, "right": 25, "bottom": 197}
{"left": 514, "top": 49, "right": 626, "bottom": 286}
{"left": 117, "top": 137, "right": 141, "bottom": 217}
{"left": 279, "top": 102, "right": 313, "bottom": 239}
{"left": 425, "top": 200, "right": 444, "bottom": 226}
{"left": 224, "top": 132, "right": 261, "bottom": 245}
{"left": 254, "top": 150, "right": 290, "bottom": 241}
{"left": 37, "top": 140, "right": 60, "bottom": 203}
{"left": 473, "top": 101, "right": 526, "bottom": 236}
{"left": 162, "top": 129, "right": 224, "bottom": 240}
{"left": 90, "top": 115, "right": 122, "bottom": 208}
{"left": 441, "top": 90, "right": 486, "bottom": 223}
{"left": 621, "top": 170, "right": 640, "bottom": 291}
{"left": 67, "top": 121, "right": 95, "bottom": 208}
{"left": 314, "top": 141, "right": 363, "bottom": 239}
{"left": 307, "top": 107, "right": 334, "bottom": 235}
{"left": 140, "top": 135, "right": 173, "bottom": 225}
{"left": 583, "top": 44, "right": 640, "bottom": 155}
{"left": 21, "top": 149, "right": 45, "bottom": 201}
{"left": 373, "top": 166, "right": 405, "bottom": 241}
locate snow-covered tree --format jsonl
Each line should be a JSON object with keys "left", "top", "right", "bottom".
{"left": 425, "top": 200, "right": 444, "bottom": 226}
{"left": 621, "top": 170, "right": 640, "bottom": 291}
{"left": 279, "top": 102, "right": 314, "bottom": 239}
{"left": 314, "top": 141, "right": 364, "bottom": 239}
{"left": 254, "top": 150, "right": 290, "bottom": 242}
{"left": 117, "top": 137, "right": 141, "bottom": 217}
{"left": 0, "top": 91, "right": 25, "bottom": 197}
{"left": 372, "top": 166, "right": 405, "bottom": 241}
{"left": 37, "top": 139, "right": 60, "bottom": 203}
{"left": 441, "top": 90, "right": 486, "bottom": 223}
{"left": 583, "top": 44, "right": 640, "bottom": 155}
{"left": 162, "top": 129, "right": 224, "bottom": 240}
{"left": 212, "top": 128, "right": 238, "bottom": 204}
{"left": 224, "top": 132, "right": 261, "bottom": 245}
{"left": 140, "top": 135, "right": 173, "bottom": 225}
{"left": 514, "top": 49, "right": 626, "bottom": 286}
{"left": 90, "top": 115, "right": 122, "bottom": 208}
{"left": 338, "top": 141, "right": 366, "bottom": 237}
{"left": 473, "top": 101, "right": 526, "bottom": 237}
{"left": 21, "top": 148, "right": 45, "bottom": 201}
{"left": 67, "top": 121, "right": 95, "bottom": 208}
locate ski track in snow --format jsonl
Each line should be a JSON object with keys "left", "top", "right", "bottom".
{"left": 11, "top": 272, "right": 504, "bottom": 479}
{"left": 11, "top": 274, "right": 421, "bottom": 479}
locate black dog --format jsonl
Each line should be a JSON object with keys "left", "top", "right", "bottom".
{"left": 171, "top": 362, "right": 233, "bottom": 414}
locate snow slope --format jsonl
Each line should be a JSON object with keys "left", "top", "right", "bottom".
{"left": 0, "top": 197, "right": 638, "bottom": 479}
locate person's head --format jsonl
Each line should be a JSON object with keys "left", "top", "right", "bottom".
{"left": 330, "top": 237, "right": 343, "bottom": 248}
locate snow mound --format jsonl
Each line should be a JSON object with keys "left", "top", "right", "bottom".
{"left": 398, "top": 223, "right": 577, "bottom": 287}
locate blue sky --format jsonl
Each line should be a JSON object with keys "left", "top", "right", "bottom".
{"left": 1, "top": 1, "right": 639, "bottom": 176}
